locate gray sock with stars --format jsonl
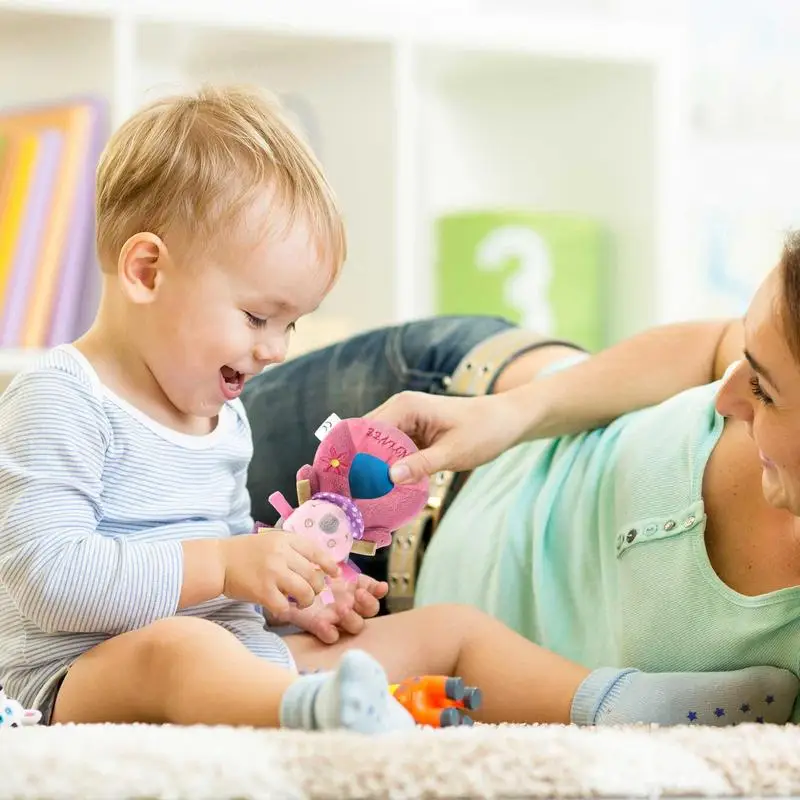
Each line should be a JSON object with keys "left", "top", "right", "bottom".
{"left": 280, "top": 649, "right": 415, "bottom": 733}
{"left": 571, "top": 665, "right": 799, "bottom": 726}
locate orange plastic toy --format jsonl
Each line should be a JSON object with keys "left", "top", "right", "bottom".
{"left": 389, "top": 675, "right": 482, "bottom": 727}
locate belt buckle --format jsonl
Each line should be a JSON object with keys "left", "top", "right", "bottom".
{"left": 387, "top": 471, "right": 454, "bottom": 613}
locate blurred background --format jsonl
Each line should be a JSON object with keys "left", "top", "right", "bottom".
{"left": 1, "top": 0, "right": 799, "bottom": 383}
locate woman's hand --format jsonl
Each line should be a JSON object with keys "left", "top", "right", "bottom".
{"left": 368, "top": 390, "right": 531, "bottom": 484}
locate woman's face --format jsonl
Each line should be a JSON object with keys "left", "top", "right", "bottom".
{"left": 716, "top": 267, "right": 800, "bottom": 515}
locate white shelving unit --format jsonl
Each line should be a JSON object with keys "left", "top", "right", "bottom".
{"left": 684, "top": 135, "right": 800, "bottom": 319}
{"left": 0, "top": 0, "right": 688, "bottom": 380}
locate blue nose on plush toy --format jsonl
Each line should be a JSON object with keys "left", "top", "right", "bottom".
{"left": 349, "top": 453, "right": 394, "bottom": 499}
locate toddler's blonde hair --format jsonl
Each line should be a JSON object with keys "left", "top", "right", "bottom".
{"left": 95, "top": 84, "right": 346, "bottom": 272}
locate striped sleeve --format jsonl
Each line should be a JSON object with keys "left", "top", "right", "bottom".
{"left": 0, "top": 370, "right": 184, "bottom": 634}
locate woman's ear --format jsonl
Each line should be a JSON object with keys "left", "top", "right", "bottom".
{"left": 118, "top": 232, "right": 169, "bottom": 304}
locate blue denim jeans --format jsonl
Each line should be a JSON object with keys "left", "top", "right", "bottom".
{"left": 240, "top": 315, "right": 515, "bottom": 586}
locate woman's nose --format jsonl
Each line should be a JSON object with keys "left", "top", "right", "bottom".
{"left": 714, "top": 359, "right": 754, "bottom": 422}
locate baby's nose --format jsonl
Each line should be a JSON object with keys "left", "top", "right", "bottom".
{"left": 253, "top": 340, "right": 287, "bottom": 366}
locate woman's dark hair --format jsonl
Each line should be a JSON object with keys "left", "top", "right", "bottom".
{"left": 779, "top": 230, "right": 800, "bottom": 360}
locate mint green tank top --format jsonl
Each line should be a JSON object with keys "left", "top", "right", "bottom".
{"left": 415, "top": 376, "right": 800, "bottom": 705}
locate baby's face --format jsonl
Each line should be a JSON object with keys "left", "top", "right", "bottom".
{"left": 146, "top": 196, "right": 336, "bottom": 419}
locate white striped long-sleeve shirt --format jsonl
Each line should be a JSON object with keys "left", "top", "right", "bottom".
{"left": 0, "top": 345, "right": 270, "bottom": 708}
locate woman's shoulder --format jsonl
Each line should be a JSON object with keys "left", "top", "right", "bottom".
{"left": 598, "top": 381, "right": 725, "bottom": 509}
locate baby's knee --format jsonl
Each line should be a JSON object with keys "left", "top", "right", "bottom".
{"left": 134, "top": 616, "right": 230, "bottom": 676}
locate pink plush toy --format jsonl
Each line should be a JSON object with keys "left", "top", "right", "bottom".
{"left": 296, "top": 416, "right": 429, "bottom": 550}
{"left": 265, "top": 491, "right": 365, "bottom": 603}
{"left": 259, "top": 415, "right": 429, "bottom": 604}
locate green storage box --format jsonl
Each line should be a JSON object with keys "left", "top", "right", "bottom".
{"left": 435, "top": 211, "right": 610, "bottom": 352}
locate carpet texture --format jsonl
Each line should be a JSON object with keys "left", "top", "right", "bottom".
{"left": 3, "top": 722, "right": 800, "bottom": 799}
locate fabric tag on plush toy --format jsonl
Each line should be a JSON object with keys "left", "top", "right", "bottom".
{"left": 315, "top": 413, "right": 342, "bottom": 442}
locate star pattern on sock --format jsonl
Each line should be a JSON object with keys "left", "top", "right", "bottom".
{"left": 685, "top": 697, "right": 778, "bottom": 725}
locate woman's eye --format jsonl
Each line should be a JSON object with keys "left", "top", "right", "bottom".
{"left": 749, "top": 376, "right": 774, "bottom": 406}
{"left": 244, "top": 311, "right": 268, "bottom": 329}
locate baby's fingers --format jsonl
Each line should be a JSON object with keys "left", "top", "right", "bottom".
{"left": 356, "top": 575, "right": 388, "bottom": 599}
{"left": 286, "top": 549, "right": 328, "bottom": 596}
{"left": 287, "top": 534, "right": 340, "bottom": 578}
{"left": 260, "top": 584, "right": 291, "bottom": 618}
{"left": 276, "top": 570, "right": 317, "bottom": 609}
{"left": 309, "top": 606, "right": 343, "bottom": 644}
{"left": 353, "top": 587, "right": 381, "bottom": 619}
{"left": 337, "top": 607, "right": 366, "bottom": 636}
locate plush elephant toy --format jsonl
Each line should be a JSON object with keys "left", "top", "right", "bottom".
{"left": 0, "top": 684, "right": 41, "bottom": 727}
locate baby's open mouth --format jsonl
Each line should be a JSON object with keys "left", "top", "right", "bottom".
{"left": 220, "top": 366, "right": 245, "bottom": 399}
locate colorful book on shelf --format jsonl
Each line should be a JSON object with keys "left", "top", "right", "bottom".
{"left": 0, "top": 133, "right": 39, "bottom": 320}
{"left": 48, "top": 99, "right": 106, "bottom": 347}
{"left": 0, "top": 97, "right": 106, "bottom": 348}
{"left": 0, "top": 130, "right": 65, "bottom": 347}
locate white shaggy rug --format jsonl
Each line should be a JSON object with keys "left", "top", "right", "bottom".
{"left": 3, "top": 723, "right": 800, "bottom": 799}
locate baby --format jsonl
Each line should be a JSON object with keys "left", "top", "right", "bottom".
{"left": 0, "top": 85, "right": 795, "bottom": 732}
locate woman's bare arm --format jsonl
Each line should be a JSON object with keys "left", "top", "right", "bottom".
{"left": 515, "top": 319, "right": 743, "bottom": 441}
{"left": 711, "top": 318, "right": 744, "bottom": 381}
{"left": 373, "top": 318, "right": 746, "bottom": 482}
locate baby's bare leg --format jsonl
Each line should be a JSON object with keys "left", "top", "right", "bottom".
{"left": 52, "top": 616, "right": 414, "bottom": 732}
{"left": 285, "top": 604, "right": 589, "bottom": 724}
{"left": 53, "top": 616, "right": 294, "bottom": 725}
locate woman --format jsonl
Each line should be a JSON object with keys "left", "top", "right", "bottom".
{"left": 242, "top": 233, "right": 800, "bottom": 725}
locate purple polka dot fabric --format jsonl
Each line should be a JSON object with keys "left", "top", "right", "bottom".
{"left": 312, "top": 492, "right": 365, "bottom": 540}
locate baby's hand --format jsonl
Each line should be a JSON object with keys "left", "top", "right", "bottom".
{"left": 270, "top": 574, "right": 388, "bottom": 644}
{"left": 220, "top": 529, "right": 340, "bottom": 617}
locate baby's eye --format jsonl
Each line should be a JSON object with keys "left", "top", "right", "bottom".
{"left": 286, "top": 322, "right": 297, "bottom": 333}
{"left": 244, "top": 311, "right": 268, "bottom": 329}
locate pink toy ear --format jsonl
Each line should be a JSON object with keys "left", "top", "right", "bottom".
{"left": 296, "top": 464, "right": 319, "bottom": 494}
{"left": 269, "top": 491, "right": 295, "bottom": 520}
